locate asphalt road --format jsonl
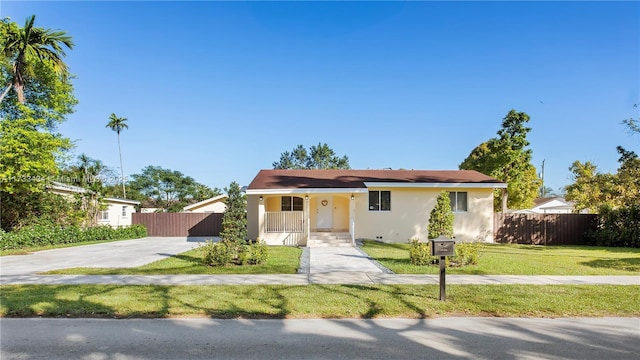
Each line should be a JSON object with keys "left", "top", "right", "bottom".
{"left": 1, "top": 317, "right": 639, "bottom": 360}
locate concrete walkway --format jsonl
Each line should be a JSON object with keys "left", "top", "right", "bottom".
{"left": 1, "top": 241, "right": 639, "bottom": 285}
{"left": 2, "top": 273, "right": 639, "bottom": 285}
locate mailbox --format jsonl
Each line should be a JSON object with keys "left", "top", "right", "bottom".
{"left": 430, "top": 236, "right": 455, "bottom": 257}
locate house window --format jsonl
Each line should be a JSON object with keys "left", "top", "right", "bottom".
{"left": 122, "top": 206, "right": 128, "bottom": 217}
{"left": 449, "top": 192, "right": 468, "bottom": 212}
{"left": 369, "top": 191, "right": 391, "bottom": 211}
{"left": 99, "top": 211, "right": 109, "bottom": 220}
{"left": 281, "top": 196, "right": 303, "bottom": 211}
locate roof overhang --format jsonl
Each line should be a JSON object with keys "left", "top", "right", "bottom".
{"left": 364, "top": 182, "right": 507, "bottom": 189}
{"left": 246, "top": 188, "right": 369, "bottom": 195}
{"left": 104, "top": 197, "right": 141, "bottom": 205}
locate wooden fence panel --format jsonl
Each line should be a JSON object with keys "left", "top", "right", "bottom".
{"left": 132, "top": 213, "right": 223, "bottom": 237}
{"left": 494, "top": 213, "right": 598, "bottom": 245}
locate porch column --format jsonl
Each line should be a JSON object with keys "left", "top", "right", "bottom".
{"left": 350, "top": 194, "right": 356, "bottom": 245}
{"left": 305, "top": 195, "right": 310, "bottom": 243}
{"left": 258, "top": 197, "right": 265, "bottom": 240}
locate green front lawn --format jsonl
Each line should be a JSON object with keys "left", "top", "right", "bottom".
{"left": 1, "top": 284, "right": 638, "bottom": 318}
{"left": 43, "top": 246, "right": 302, "bottom": 275}
{"left": 360, "top": 240, "right": 640, "bottom": 275}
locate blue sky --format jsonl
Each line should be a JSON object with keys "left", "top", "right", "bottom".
{"left": 2, "top": 1, "right": 639, "bottom": 194}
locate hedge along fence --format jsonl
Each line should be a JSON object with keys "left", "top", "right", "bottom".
{"left": 0, "top": 224, "right": 148, "bottom": 250}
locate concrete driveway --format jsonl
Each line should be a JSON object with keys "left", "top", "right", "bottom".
{"left": 0, "top": 237, "right": 210, "bottom": 276}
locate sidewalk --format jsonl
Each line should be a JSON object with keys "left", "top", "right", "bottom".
{"left": 1, "top": 245, "right": 639, "bottom": 286}
{"left": 1, "top": 273, "right": 638, "bottom": 285}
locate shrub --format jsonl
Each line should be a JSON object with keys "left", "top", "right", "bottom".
{"left": 588, "top": 204, "right": 640, "bottom": 248}
{"left": 409, "top": 239, "right": 438, "bottom": 265}
{"left": 409, "top": 239, "right": 480, "bottom": 267}
{"left": 450, "top": 242, "right": 480, "bottom": 266}
{"left": 201, "top": 239, "right": 268, "bottom": 267}
{"left": 244, "top": 240, "right": 268, "bottom": 265}
{"left": 201, "top": 240, "right": 232, "bottom": 266}
{"left": 0, "top": 224, "right": 148, "bottom": 250}
{"left": 428, "top": 191, "right": 454, "bottom": 239}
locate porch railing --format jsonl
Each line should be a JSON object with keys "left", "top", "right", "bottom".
{"left": 265, "top": 211, "right": 304, "bottom": 233}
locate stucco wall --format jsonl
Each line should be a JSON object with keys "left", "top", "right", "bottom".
{"left": 98, "top": 202, "right": 136, "bottom": 228}
{"left": 354, "top": 187, "right": 494, "bottom": 243}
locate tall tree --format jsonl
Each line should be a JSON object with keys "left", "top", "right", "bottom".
{"left": 0, "top": 15, "right": 74, "bottom": 104}
{"left": 459, "top": 109, "right": 541, "bottom": 211}
{"left": 128, "top": 165, "right": 219, "bottom": 212}
{"left": 105, "top": 113, "right": 128, "bottom": 198}
{"left": 0, "top": 107, "right": 71, "bottom": 195}
{"left": 59, "top": 153, "right": 114, "bottom": 192}
{"left": 273, "top": 143, "right": 350, "bottom": 169}
{"left": 566, "top": 105, "right": 640, "bottom": 212}
{"left": 219, "top": 181, "right": 247, "bottom": 243}
{"left": 0, "top": 17, "right": 76, "bottom": 230}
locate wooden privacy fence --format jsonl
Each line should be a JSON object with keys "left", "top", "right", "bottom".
{"left": 133, "top": 213, "right": 223, "bottom": 237}
{"left": 494, "top": 213, "right": 598, "bottom": 245}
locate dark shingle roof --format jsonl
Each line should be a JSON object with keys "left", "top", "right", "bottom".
{"left": 247, "top": 169, "right": 503, "bottom": 190}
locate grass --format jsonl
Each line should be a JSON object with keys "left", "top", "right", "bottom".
{"left": 1, "top": 284, "right": 638, "bottom": 318}
{"left": 43, "top": 246, "right": 302, "bottom": 275}
{"left": 360, "top": 240, "right": 640, "bottom": 275}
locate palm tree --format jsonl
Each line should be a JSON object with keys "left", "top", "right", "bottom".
{"left": 106, "top": 113, "right": 128, "bottom": 198}
{"left": 0, "top": 15, "right": 74, "bottom": 103}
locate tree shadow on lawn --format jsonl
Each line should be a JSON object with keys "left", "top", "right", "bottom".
{"left": 1, "top": 285, "right": 120, "bottom": 317}
{"left": 580, "top": 257, "right": 640, "bottom": 272}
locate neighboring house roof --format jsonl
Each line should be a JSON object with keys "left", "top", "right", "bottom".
{"left": 104, "top": 197, "right": 140, "bottom": 206}
{"left": 533, "top": 197, "right": 573, "bottom": 209}
{"left": 49, "top": 181, "right": 90, "bottom": 195}
{"left": 183, "top": 194, "right": 228, "bottom": 212}
{"left": 247, "top": 169, "right": 506, "bottom": 194}
{"left": 511, "top": 197, "right": 575, "bottom": 214}
{"left": 49, "top": 182, "right": 139, "bottom": 205}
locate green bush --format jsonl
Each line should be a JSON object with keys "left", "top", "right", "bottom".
{"left": 450, "top": 242, "right": 480, "bottom": 266}
{"left": 588, "top": 204, "right": 640, "bottom": 248}
{"left": 409, "top": 239, "right": 438, "bottom": 265}
{"left": 0, "top": 224, "right": 147, "bottom": 250}
{"left": 201, "top": 240, "right": 232, "bottom": 266}
{"left": 244, "top": 240, "right": 268, "bottom": 265}
{"left": 409, "top": 239, "right": 480, "bottom": 267}
{"left": 201, "top": 239, "right": 268, "bottom": 267}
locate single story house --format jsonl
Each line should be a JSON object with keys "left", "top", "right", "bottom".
{"left": 183, "top": 194, "right": 228, "bottom": 213}
{"left": 511, "top": 197, "right": 575, "bottom": 214}
{"left": 97, "top": 197, "right": 140, "bottom": 227}
{"left": 246, "top": 169, "right": 507, "bottom": 246}
{"left": 49, "top": 182, "right": 140, "bottom": 227}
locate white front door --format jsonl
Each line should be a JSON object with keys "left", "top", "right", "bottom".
{"left": 316, "top": 196, "right": 333, "bottom": 230}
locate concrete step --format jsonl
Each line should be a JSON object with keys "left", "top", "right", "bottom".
{"left": 307, "top": 240, "right": 353, "bottom": 247}
{"left": 307, "top": 232, "right": 353, "bottom": 247}
{"left": 309, "top": 232, "right": 351, "bottom": 240}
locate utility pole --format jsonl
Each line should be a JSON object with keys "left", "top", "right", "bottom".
{"left": 540, "top": 159, "right": 546, "bottom": 197}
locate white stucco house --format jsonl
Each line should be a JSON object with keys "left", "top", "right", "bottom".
{"left": 246, "top": 169, "right": 507, "bottom": 246}
{"left": 49, "top": 182, "right": 140, "bottom": 227}
{"left": 183, "top": 194, "right": 228, "bottom": 213}
{"left": 96, "top": 197, "right": 140, "bottom": 227}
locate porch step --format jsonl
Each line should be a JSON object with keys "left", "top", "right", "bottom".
{"left": 307, "top": 232, "right": 353, "bottom": 247}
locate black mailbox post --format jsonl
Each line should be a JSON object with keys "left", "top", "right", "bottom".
{"left": 430, "top": 235, "right": 455, "bottom": 301}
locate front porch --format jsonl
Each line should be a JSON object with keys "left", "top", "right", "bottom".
{"left": 257, "top": 193, "right": 358, "bottom": 246}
